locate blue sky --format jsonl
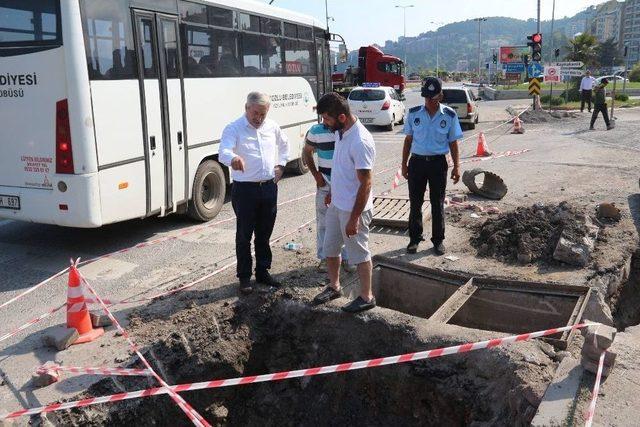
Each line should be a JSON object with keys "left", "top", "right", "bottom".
{"left": 262, "top": 0, "right": 606, "bottom": 47}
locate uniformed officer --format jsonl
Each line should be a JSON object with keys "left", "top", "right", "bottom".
{"left": 401, "top": 77, "right": 462, "bottom": 255}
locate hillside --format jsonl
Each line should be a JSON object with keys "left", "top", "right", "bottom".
{"left": 338, "top": 11, "right": 590, "bottom": 73}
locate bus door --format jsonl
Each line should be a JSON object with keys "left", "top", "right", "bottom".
{"left": 132, "top": 10, "right": 185, "bottom": 216}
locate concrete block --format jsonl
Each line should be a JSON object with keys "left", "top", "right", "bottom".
{"left": 581, "top": 344, "right": 617, "bottom": 366}
{"left": 42, "top": 327, "right": 79, "bottom": 351}
{"left": 581, "top": 355, "right": 613, "bottom": 378}
{"left": 531, "top": 357, "right": 583, "bottom": 426}
{"left": 583, "top": 324, "right": 617, "bottom": 350}
{"left": 90, "top": 311, "right": 113, "bottom": 328}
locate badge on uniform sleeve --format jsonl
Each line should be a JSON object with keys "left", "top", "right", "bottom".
{"left": 440, "top": 120, "right": 447, "bottom": 128}
{"left": 414, "top": 117, "right": 421, "bottom": 126}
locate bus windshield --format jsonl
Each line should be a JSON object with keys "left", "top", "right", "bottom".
{"left": 0, "top": 0, "right": 60, "bottom": 46}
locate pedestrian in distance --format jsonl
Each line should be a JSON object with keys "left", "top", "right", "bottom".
{"left": 402, "top": 77, "right": 462, "bottom": 255}
{"left": 219, "top": 92, "right": 289, "bottom": 294}
{"left": 590, "top": 78, "right": 613, "bottom": 131}
{"left": 311, "top": 93, "right": 377, "bottom": 313}
{"left": 580, "top": 70, "right": 596, "bottom": 113}
{"left": 302, "top": 123, "right": 356, "bottom": 274}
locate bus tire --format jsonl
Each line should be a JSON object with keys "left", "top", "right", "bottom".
{"left": 286, "top": 155, "right": 309, "bottom": 175}
{"left": 187, "top": 160, "right": 226, "bottom": 222}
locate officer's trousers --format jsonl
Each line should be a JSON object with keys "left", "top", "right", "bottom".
{"left": 407, "top": 154, "right": 448, "bottom": 245}
{"left": 231, "top": 180, "right": 277, "bottom": 279}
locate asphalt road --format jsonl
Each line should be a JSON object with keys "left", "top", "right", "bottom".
{"left": 0, "top": 91, "right": 531, "bottom": 412}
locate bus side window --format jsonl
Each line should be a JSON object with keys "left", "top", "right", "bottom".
{"left": 241, "top": 33, "right": 282, "bottom": 76}
{"left": 80, "top": 0, "right": 137, "bottom": 80}
{"left": 182, "top": 24, "right": 240, "bottom": 78}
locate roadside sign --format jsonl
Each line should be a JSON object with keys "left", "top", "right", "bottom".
{"left": 529, "top": 78, "right": 541, "bottom": 96}
{"left": 503, "top": 63, "right": 525, "bottom": 73}
{"left": 527, "top": 62, "right": 544, "bottom": 78}
{"left": 544, "top": 66, "right": 561, "bottom": 82}
{"left": 505, "top": 72, "right": 521, "bottom": 81}
{"left": 560, "top": 68, "right": 584, "bottom": 77}
{"left": 550, "top": 61, "right": 584, "bottom": 68}
{"left": 499, "top": 46, "right": 529, "bottom": 63}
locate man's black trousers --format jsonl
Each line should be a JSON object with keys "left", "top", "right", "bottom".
{"left": 590, "top": 103, "right": 610, "bottom": 128}
{"left": 581, "top": 89, "right": 592, "bottom": 112}
{"left": 407, "top": 154, "right": 448, "bottom": 245}
{"left": 231, "top": 180, "right": 277, "bottom": 279}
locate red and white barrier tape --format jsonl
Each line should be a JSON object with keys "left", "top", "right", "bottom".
{"left": 80, "top": 271, "right": 209, "bottom": 427}
{"left": 2, "top": 322, "right": 596, "bottom": 419}
{"left": 0, "top": 160, "right": 399, "bottom": 315}
{"left": 460, "top": 149, "right": 531, "bottom": 165}
{"left": 584, "top": 350, "right": 606, "bottom": 427}
{"left": 381, "top": 168, "right": 403, "bottom": 196}
{"left": 0, "top": 304, "right": 66, "bottom": 344}
{"left": 37, "top": 364, "right": 153, "bottom": 377}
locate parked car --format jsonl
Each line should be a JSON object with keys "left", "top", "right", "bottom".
{"left": 441, "top": 87, "right": 480, "bottom": 129}
{"left": 347, "top": 85, "right": 406, "bottom": 131}
{"left": 596, "top": 75, "right": 628, "bottom": 84}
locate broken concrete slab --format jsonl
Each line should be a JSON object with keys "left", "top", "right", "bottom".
{"left": 581, "top": 345, "right": 617, "bottom": 366}
{"left": 553, "top": 234, "right": 595, "bottom": 267}
{"left": 531, "top": 357, "right": 583, "bottom": 427}
{"left": 581, "top": 356, "right": 613, "bottom": 378}
{"left": 583, "top": 324, "right": 617, "bottom": 349}
{"left": 42, "top": 327, "right": 79, "bottom": 351}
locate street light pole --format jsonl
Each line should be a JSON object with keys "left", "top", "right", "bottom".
{"left": 474, "top": 18, "right": 487, "bottom": 80}
{"left": 430, "top": 21, "right": 444, "bottom": 78}
{"left": 396, "top": 4, "right": 414, "bottom": 69}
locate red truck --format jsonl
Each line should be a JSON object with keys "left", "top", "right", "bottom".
{"left": 332, "top": 46, "right": 405, "bottom": 96}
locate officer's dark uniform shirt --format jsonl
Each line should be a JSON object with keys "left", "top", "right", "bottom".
{"left": 403, "top": 104, "right": 463, "bottom": 155}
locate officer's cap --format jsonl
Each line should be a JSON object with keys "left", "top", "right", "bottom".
{"left": 421, "top": 77, "right": 443, "bottom": 98}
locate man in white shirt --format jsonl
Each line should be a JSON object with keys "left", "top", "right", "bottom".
{"left": 311, "top": 93, "right": 377, "bottom": 313}
{"left": 219, "top": 92, "right": 289, "bottom": 293}
{"left": 580, "top": 70, "right": 596, "bottom": 113}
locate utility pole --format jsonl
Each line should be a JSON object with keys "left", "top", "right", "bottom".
{"left": 550, "top": 0, "right": 556, "bottom": 56}
{"left": 430, "top": 21, "right": 444, "bottom": 78}
{"left": 537, "top": 0, "right": 541, "bottom": 34}
{"left": 325, "top": 0, "right": 329, "bottom": 30}
{"left": 623, "top": 43, "right": 629, "bottom": 93}
{"left": 474, "top": 17, "right": 487, "bottom": 81}
{"left": 396, "top": 4, "right": 414, "bottom": 69}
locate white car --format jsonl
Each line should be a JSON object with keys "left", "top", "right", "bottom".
{"left": 442, "top": 87, "right": 480, "bottom": 130}
{"left": 596, "top": 75, "right": 628, "bottom": 84}
{"left": 347, "top": 85, "right": 405, "bottom": 130}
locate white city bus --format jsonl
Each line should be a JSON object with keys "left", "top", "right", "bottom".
{"left": 0, "top": 0, "right": 331, "bottom": 227}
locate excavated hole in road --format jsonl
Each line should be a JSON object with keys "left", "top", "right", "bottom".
{"left": 53, "top": 294, "right": 552, "bottom": 426}
{"left": 612, "top": 249, "right": 640, "bottom": 330}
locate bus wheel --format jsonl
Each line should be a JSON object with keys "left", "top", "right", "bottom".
{"left": 286, "top": 153, "right": 309, "bottom": 175}
{"left": 188, "top": 160, "right": 226, "bottom": 222}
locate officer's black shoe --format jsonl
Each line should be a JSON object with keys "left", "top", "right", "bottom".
{"left": 434, "top": 242, "right": 446, "bottom": 256}
{"left": 239, "top": 278, "right": 253, "bottom": 294}
{"left": 406, "top": 241, "right": 420, "bottom": 254}
{"left": 256, "top": 271, "right": 281, "bottom": 288}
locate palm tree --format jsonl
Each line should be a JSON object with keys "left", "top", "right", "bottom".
{"left": 565, "top": 33, "right": 599, "bottom": 69}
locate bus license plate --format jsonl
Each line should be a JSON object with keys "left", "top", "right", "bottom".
{"left": 0, "top": 195, "right": 20, "bottom": 210}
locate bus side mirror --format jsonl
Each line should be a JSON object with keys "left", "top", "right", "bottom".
{"left": 339, "top": 43, "right": 348, "bottom": 63}
{"left": 333, "top": 64, "right": 337, "bottom": 72}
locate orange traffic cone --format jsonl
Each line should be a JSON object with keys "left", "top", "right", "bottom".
{"left": 512, "top": 116, "right": 525, "bottom": 134}
{"left": 474, "top": 132, "right": 492, "bottom": 157}
{"left": 67, "top": 260, "right": 103, "bottom": 345}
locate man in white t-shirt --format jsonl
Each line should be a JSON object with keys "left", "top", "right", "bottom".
{"left": 580, "top": 71, "right": 596, "bottom": 113}
{"left": 311, "top": 93, "right": 377, "bottom": 313}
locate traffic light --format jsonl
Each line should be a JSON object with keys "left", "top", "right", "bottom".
{"left": 527, "top": 33, "right": 542, "bottom": 62}
{"left": 492, "top": 53, "right": 497, "bottom": 64}
{"left": 522, "top": 53, "right": 530, "bottom": 66}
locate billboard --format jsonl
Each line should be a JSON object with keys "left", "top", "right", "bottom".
{"left": 499, "top": 46, "right": 529, "bottom": 63}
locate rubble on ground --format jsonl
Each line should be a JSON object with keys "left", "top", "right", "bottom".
{"left": 471, "top": 202, "right": 601, "bottom": 266}
{"left": 505, "top": 107, "right": 578, "bottom": 124}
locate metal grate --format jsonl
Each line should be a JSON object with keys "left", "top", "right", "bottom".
{"left": 371, "top": 196, "right": 430, "bottom": 228}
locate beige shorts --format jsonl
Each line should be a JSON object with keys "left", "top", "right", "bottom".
{"left": 322, "top": 205, "right": 372, "bottom": 265}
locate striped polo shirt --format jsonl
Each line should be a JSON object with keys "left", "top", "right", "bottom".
{"left": 305, "top": 123, "right": 336, "bottom": 183}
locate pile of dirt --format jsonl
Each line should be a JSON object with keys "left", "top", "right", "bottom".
{"left": 471, "top": 202, "right": 598, "bottom": 265}
{"left": 50, "top": 292, "right": 555, "bottom": 426}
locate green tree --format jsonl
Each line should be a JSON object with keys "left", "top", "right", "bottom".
{"left": 596, "top": 38, "right": 623, "bottom": 67}
{"left": 565, "top": 33, "right": 599, "bottom": 69}
{"left": 629, "top": 62, "right": 640, "bottom": 82}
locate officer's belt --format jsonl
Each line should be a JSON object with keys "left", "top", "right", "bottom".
{"left": 411, "top": 154, "right": 446, "bottom": 161}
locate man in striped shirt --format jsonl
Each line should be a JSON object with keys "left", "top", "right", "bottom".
{"left": 303, "top": 123, "right": 355, "bottom": 273}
